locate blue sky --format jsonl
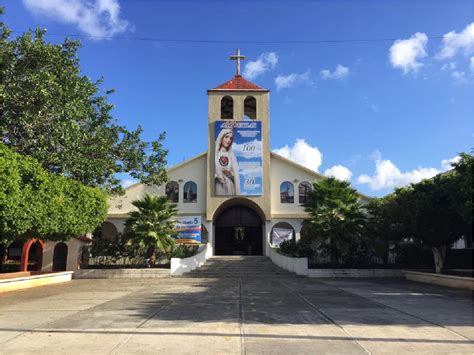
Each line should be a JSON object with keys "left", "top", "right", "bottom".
{"left": 4, "top": 0, "right": 473, "bottom": 196}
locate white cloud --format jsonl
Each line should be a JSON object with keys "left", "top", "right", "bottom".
{"left": 274, "top": 70, "right": 311, "bottom": 90}
{"left": 273, "top": 139, "right": 322, "bottom": 172}
{"left": 441, "top": 155, "right": 461, "bottom": 170}
{"left": 451, "top": 70, "right": 466, "bottom": 81}
{"left": 243, "top": 52, "right": 278, "bottom": 79}
{"left": 437, "top": 22, "right": 474, "bottom": 60}
{"left": 320, "top": 64, "right": 350, "bottom": 80}
{"left": 389, "top": 32, "right": 428, "bottom": 74}
{"left": 470, "top": 57, "right": 474, "bottom": 72}
{"left": 363, "top": 96, "right": 379, "bottom": 112}
{"left": 22, "top": 0, "right": 129, "bottom": 37}
{"left": 441, "top": 62, "right": 457, "bottom": 71}
{"left": 121, "top": 179, "right": 137, "bottom": 188}
{"left": 357, "top": 152, "right": 461, "bottom": 191}
{"left": 324, "top": 165, "right": 353, "bottom": 182}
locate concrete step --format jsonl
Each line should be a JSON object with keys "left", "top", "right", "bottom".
{"left": 179, "top": 256, "right": 298, "bottom": 278}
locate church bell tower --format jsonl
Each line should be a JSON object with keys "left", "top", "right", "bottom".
{"left": 206, "top": 49, "right": 271, "bottom": 222}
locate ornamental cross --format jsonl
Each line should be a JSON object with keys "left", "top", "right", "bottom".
{"left": 229, "top": 48, "right": 246, "bottom": 76}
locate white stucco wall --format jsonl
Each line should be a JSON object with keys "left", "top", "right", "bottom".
{"left": 42, "top": 238, "right": 86, "bottom": 272}
{"left": 108, "top": 153, "right": 207, "bottom": 218}
{"left": 270, "top": 153, "right": 323, "bottom": 216}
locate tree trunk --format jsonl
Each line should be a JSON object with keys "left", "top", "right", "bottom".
{"left": 432, "top": 246, "right": 446, "bottom": 274}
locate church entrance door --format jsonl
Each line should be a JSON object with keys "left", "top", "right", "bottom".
{"left": 214, "top": 205, "right": 263, "bottom": 256}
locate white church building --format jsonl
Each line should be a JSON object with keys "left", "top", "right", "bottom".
{"left": 105, "top": 50, "right": 359, "bottom": 257}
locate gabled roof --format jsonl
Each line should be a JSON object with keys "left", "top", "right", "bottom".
{"left": 121, "top": 152, "right": 208, "bottom": 191}
{"left": 208, "top": 75, "right": 269, "bottom": 92}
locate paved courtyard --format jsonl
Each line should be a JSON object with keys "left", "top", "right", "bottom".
{"left": 0, "top": 276, "right": 472, "bottom": 354}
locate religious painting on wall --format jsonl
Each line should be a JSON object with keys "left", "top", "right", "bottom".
{"left": 214, "top": 121, "right": 262, "bottom": 196}
{"left": 271, "top": 228, "right": 294, "bottom": 248}
{"left": 165, "top": 181, "right": 179, "bottom": 203}
{"left": 175, "top": 216, "right": 201, "bottom": 244}
{"left": 183, "top": 181, "right": 197, "bottom": 203}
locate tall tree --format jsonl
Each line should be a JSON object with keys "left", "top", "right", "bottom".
{"left": 366, "top": 195, "right": 404, "bottom": 265}
{"left": 303, "top": 178, "right": 366, "bottom": 266}
{"left": 125, "top": 194, "right": 178, "bottom": 255}
{"left": 0, "top": 11, "right": 167, "bottom": 194}
{"left": 389, "top": 154, "right": 472, "bottom": 273}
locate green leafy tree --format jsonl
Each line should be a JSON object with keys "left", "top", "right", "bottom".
{"left": 391, "top": 153, "right": 472, "bottom": 273}
{"left": 449, "top": 152, "right": 473, "bottom": 242}
{"left": 365, "top": 195, "right": 404, "bottom": 265}
{"left": 0, "top": 143, "right": 107, "bottom": 271}
{"left": 0, "top": 11, "right": 167, "bottom": 194}
{"left": 125, "top": 194, "right": 178, "bottom": 256}
{"left": 303, "top": 177, "right": 366, "bottom": 266}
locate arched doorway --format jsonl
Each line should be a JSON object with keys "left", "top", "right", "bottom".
{"left": 214, "top": 205, "right": 263, "bottom": 256}
{"left": 20, "top": 239, "right": 44, "bottom": 272}
{"left": 52, "top": 242, "right": 68, "bottom": 271}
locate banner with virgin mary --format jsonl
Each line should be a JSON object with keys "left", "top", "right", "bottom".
{"left": 214, "top": 121, "right": 262, "bottom": 196}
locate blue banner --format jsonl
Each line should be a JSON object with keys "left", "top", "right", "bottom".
{"left": 175, "top": 216, "right": 201, "bottom": 244}
{"left": 215, "top": 121, "right": 262, "bottom": 196}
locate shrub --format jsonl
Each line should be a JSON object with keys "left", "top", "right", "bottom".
{"left": 170, "top": 244, "right": 199, "bottom": 259}
{"left": 278, "top": 239, "right": 312, "bottom": 258}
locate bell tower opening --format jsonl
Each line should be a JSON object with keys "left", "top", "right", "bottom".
{"left": 244, "top": 96, "right": 257, "bottom": 120}
{"left": 221, "top": 96, "right": 234, "bottom": 119}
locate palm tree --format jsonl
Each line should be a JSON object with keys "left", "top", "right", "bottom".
{"left": 303, "top": 177, "right": 366, "bottom": 266}
{"left": 125, "top": 194, "right": 178, "bottom": 256}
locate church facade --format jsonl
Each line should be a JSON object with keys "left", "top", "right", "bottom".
{"left": 105, "top": 51, "right": 335, "bottom": 257}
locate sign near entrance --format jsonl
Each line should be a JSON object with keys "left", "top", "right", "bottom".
{"left": 214, "top": 121, "right": 262, "bottom": 196}
{"left": 175, "top": 216, "right": 201, "bottom": 244}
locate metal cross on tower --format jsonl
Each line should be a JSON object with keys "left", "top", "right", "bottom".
{"left": 229, "top": 49, "right": 246, "bottom": 76}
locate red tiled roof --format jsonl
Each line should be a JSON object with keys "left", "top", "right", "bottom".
{"left": 210, "top": 75, "right": 268, "bottom": 91}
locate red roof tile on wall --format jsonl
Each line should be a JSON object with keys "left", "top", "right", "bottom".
{"left": 211, "top": 75, "right": 268, "bottom": 91}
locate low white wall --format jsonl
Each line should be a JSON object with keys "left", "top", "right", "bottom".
{"left": 74, "top": 269, "right": 170, "bottom": 279}
{"left": 0, "top": 272, "right": 73, "bottom": 293}
{"left": 405, "top": 271, "right": 474, "bottom": 290}
{"left": 308, "top": 269, "right": 404, "bottom": 278}
{"left": 170, "top": 243, "right": 212, "bottom": 276}
{"left": 267, "top": 243, "right": 405, "bottom": 278}
{"left": 266, "top": 245, "right": 308, "bottom": 276}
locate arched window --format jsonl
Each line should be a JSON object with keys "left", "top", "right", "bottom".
{"left": 183, "top": 181, "right": 197, "bottom": 203}
{"left": 101, "top": 221, "right": 118, "bottom": 240}
{"left": 298, "top": 181, "right": 312, "bottom": 204}
{"left": 244, "top": 96, "right": 257, "bottom": 120}
{"left": 280, "top": 181, "right": 294, "bottom": 203}
{"left": 165, "top": 181, "right": 179, "bottom": 203}
{"left": 271, "top": 222, "right": 295, "bottom": 247}
{"left": 221, "top": 96, "right": 233, "bottom": 119}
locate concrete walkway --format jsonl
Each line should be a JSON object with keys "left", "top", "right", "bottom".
{"left": 0, "top": 277, "right": 472, "bottom": 354}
